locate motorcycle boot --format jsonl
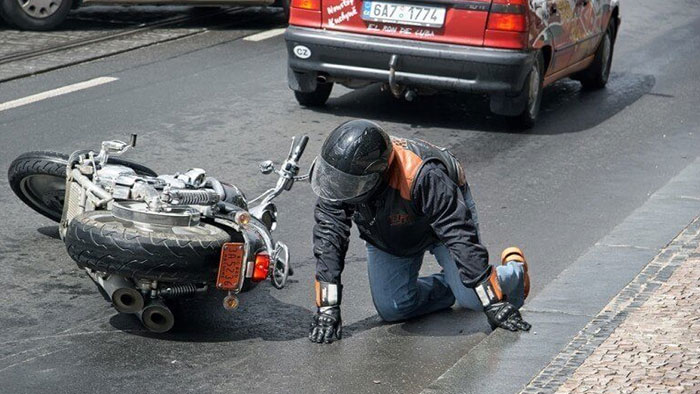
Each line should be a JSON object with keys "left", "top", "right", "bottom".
{"left": 500, "top": 247, "right": 530, "bottom": 300}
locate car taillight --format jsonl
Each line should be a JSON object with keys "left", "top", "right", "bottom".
{"left": 252, "top": 253, "right": 270, "bottom": 282}
{"left": 487, "top": 13, "right": 527, "bottom": 32}
{"left": 485, "top": 0, "right": 528, "bottom": 49}
{"left": 289, "top": 0, "right": 321, "bottom": 28}
{"left": 291, "top": 0, "right": 320, "bottom": 11}
{"left": 487, "top": 0, "right": 527, "bottom": 32}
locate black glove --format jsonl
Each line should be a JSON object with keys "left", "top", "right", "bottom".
{"left": 484, "top": 302, "right": 531, "bottom": 332}
{"left": 309, "top": 306, "right": 342, "bottom": 344}
{"left": 475, "top": 267, "right": 531, "bottom": 332}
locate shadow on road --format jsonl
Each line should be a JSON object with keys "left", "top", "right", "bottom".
{"left": 110, "top": 286, "right": 313, "bottom": 342}
{"left": 389, "top": 308, "right": 489, "bottom": 337}
{"left": 109, "top": 284, "right": 486, "bottom": 342}
{"left": 37, "top": 225, "right": 61, "bottom": 240}
{"left": 319, "top": 72, "right": 655, "bottom": 135}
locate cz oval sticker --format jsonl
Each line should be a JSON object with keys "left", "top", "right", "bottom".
{"left": 293, "top": 45, "right": 311, "bottom": 59}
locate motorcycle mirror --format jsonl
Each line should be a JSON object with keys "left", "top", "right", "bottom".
{"left": 259, "top": 160, "right": 275, "bottom": 175}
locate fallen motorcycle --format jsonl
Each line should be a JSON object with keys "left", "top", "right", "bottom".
{"left": 8, "top": 134, "right": 309, "bottom": 332}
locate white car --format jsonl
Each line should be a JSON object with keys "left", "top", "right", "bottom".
{"left": 0, "top": 0, "right": 289, "bottom": 30}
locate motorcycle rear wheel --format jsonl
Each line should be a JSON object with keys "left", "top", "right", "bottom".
{"left": 7, "top": 151, "right": 68, "bottom": 222}
{"left": 65, "top": 210, "right": 229, "bottom": 282}
{"left": 8, "top": 151, "right": 157, "bottom": 222}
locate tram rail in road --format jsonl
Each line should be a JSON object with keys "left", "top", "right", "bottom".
{"left": 0, "top": 10, "right": 226, "bottom": 65}
{"left": 0, "top": 6, "right": 281, "bottom": 82}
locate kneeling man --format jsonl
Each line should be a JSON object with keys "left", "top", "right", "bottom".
{"left": 309, "top": 119, "right": 531, "bottom": 344}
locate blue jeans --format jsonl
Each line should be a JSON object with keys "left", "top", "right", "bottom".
{"left": 366, "top": 244, "right": 525, "bottom": 322}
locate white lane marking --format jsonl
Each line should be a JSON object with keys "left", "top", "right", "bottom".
{"left": 0, "top": 76, "right": 118, "bottom": 113}
{"left": 243, "top": 28, "right": 286, "bottom": 42}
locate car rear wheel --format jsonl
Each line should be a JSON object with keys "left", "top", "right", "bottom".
{"left": 506, "top": 51, "right": 544, "bottom": 129}
{"left": 573, "top": 24, "right": 615, "bottom": 90}
{"left": 294, "top": 82, "right": 333, "bottom": 107}
{"left": 0, "top": 0, "right": 72, "bottom": 30}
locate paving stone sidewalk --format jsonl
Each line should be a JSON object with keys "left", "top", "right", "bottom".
{"left": 523, "top": 217, "right": 700, "bottom": 393}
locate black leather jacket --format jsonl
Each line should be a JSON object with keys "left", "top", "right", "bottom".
{"left": 312, "top": 138, "right": 490, "bottom": 289}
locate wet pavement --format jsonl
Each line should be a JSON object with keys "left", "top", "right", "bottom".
{"left": 1, "top": 0, "right": 700, "bottom": 393}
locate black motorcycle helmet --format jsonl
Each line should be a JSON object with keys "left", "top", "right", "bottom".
{"left": 311, "top": 119, "right": 393, "bottom": 203}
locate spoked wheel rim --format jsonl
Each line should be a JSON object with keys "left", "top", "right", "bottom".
{"left": 17, "top": 0, "right": 62, "bottom": 18}
{"left": 527, "top": 64, "right": 541, "bottom": 118}
{"left": 19, "top": 174, "right": 65, "bottom": 220}
{"left": 600, "top": 34, "right": 612, "bottom": 82}
{"left": 271, "top": 242, "right": 290, "bottom": 289}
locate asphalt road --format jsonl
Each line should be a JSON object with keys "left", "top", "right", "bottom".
{"left": 1, "top": 1, "right": 699, "bottom": 393}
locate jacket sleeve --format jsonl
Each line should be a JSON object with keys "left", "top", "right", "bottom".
{"left": 312, "top": 197, "right": 354, "bottom": 284}
{"left": 413, "top": 162, "right": 491, "bottom": 288}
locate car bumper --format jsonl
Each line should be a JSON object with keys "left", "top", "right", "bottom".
{"left": 285, "top": 26, "right": 534, "bottom": 94}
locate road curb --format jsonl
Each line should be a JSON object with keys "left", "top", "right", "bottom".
{"left": 421, "top": 157, "right": 700, "bottom": 394}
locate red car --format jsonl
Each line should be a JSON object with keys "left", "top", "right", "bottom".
{"left": 285, "top": 0, "right": 620, "bottom": 127}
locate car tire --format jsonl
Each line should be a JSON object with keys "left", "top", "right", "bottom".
{"left": 271, "top": 0, "right": 289, "bottom": 21}
{"left": 294, "top": 82, "right": 333, "bottom": 107}
{"left": 0, "top": 0, "right": 72, "bottom": 31}
{"left": 506, "top": 51, "right": 545, "bottom": 129}
{"left": 281, "top": 0, "right": 290, "bottom": 21}
{"left": 574, "top": 23, "right": 615, "bottom": 90}
{"left": 65, "top": 210, "right": 230, "bottom": 282}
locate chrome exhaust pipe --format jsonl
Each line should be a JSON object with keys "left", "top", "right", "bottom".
{"left": 85, "top": 269, "right": 144, "bottom": 314}
{"left": 138, "top": 299, "right": 175, "bottom": 333}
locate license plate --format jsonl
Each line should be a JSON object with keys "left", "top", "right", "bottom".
{"left": 217, "top": 242, "right": 245, "bottom": 291}
{"left": 362, "top": 1, "right": 445, "bottom": 28}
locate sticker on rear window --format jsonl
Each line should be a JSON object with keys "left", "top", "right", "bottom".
{"left": 293, "top": 45, "right": 312, "bottom": 59}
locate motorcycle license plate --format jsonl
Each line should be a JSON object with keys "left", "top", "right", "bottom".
{"left": 361, "top": 1, "right": 445, "bottom": 28}
{"left": 217, "top": 243, "right": 245, "bottom": 291}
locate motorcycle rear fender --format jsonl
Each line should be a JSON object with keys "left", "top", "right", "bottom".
{"left": 221, "top": 218, "right": 268, "bottom": 283}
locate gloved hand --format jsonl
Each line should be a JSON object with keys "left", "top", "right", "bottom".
{"left": 309, "top": 306, "right": 342, "bottom": 344}
{"left": 484, "top": 302, "right": 531, "bottom": 332}
{"left": 475, "top": 266, "right": 531, "bottom": 332}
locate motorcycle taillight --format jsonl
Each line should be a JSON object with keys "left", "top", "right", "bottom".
{"left": 252, "top": 253, "right": 270, "bottom": 282}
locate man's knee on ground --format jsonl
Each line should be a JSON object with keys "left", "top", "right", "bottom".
{"left": 374, "top": 298, "right": 418, "bottom": 322}
{"left": 455, "top": 298, "right": 483, "bottom": 311}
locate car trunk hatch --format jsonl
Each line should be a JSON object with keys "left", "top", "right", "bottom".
{"left": 320, "top": 0, "right": 494, "bottom": 46}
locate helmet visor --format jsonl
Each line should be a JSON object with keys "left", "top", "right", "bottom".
{"left": 310, "top": 156, "right": 381, "bottom": 202}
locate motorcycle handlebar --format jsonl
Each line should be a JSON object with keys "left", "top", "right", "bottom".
{"left": 290, "top": 135, "right": 309, "bottom": 163}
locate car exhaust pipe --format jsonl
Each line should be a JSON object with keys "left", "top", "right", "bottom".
{"left": 85, "top": 269, "right": 144, "bottom": 314}
{"left": 138, "top": 299, "right": 175, "bottom": 333}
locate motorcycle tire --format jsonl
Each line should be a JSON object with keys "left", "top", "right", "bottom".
{"left": 8, "top": 151, "right": 157, "bottom": 222}
{"left": 65, "top": 210, "right": 230, "bottom": 282}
